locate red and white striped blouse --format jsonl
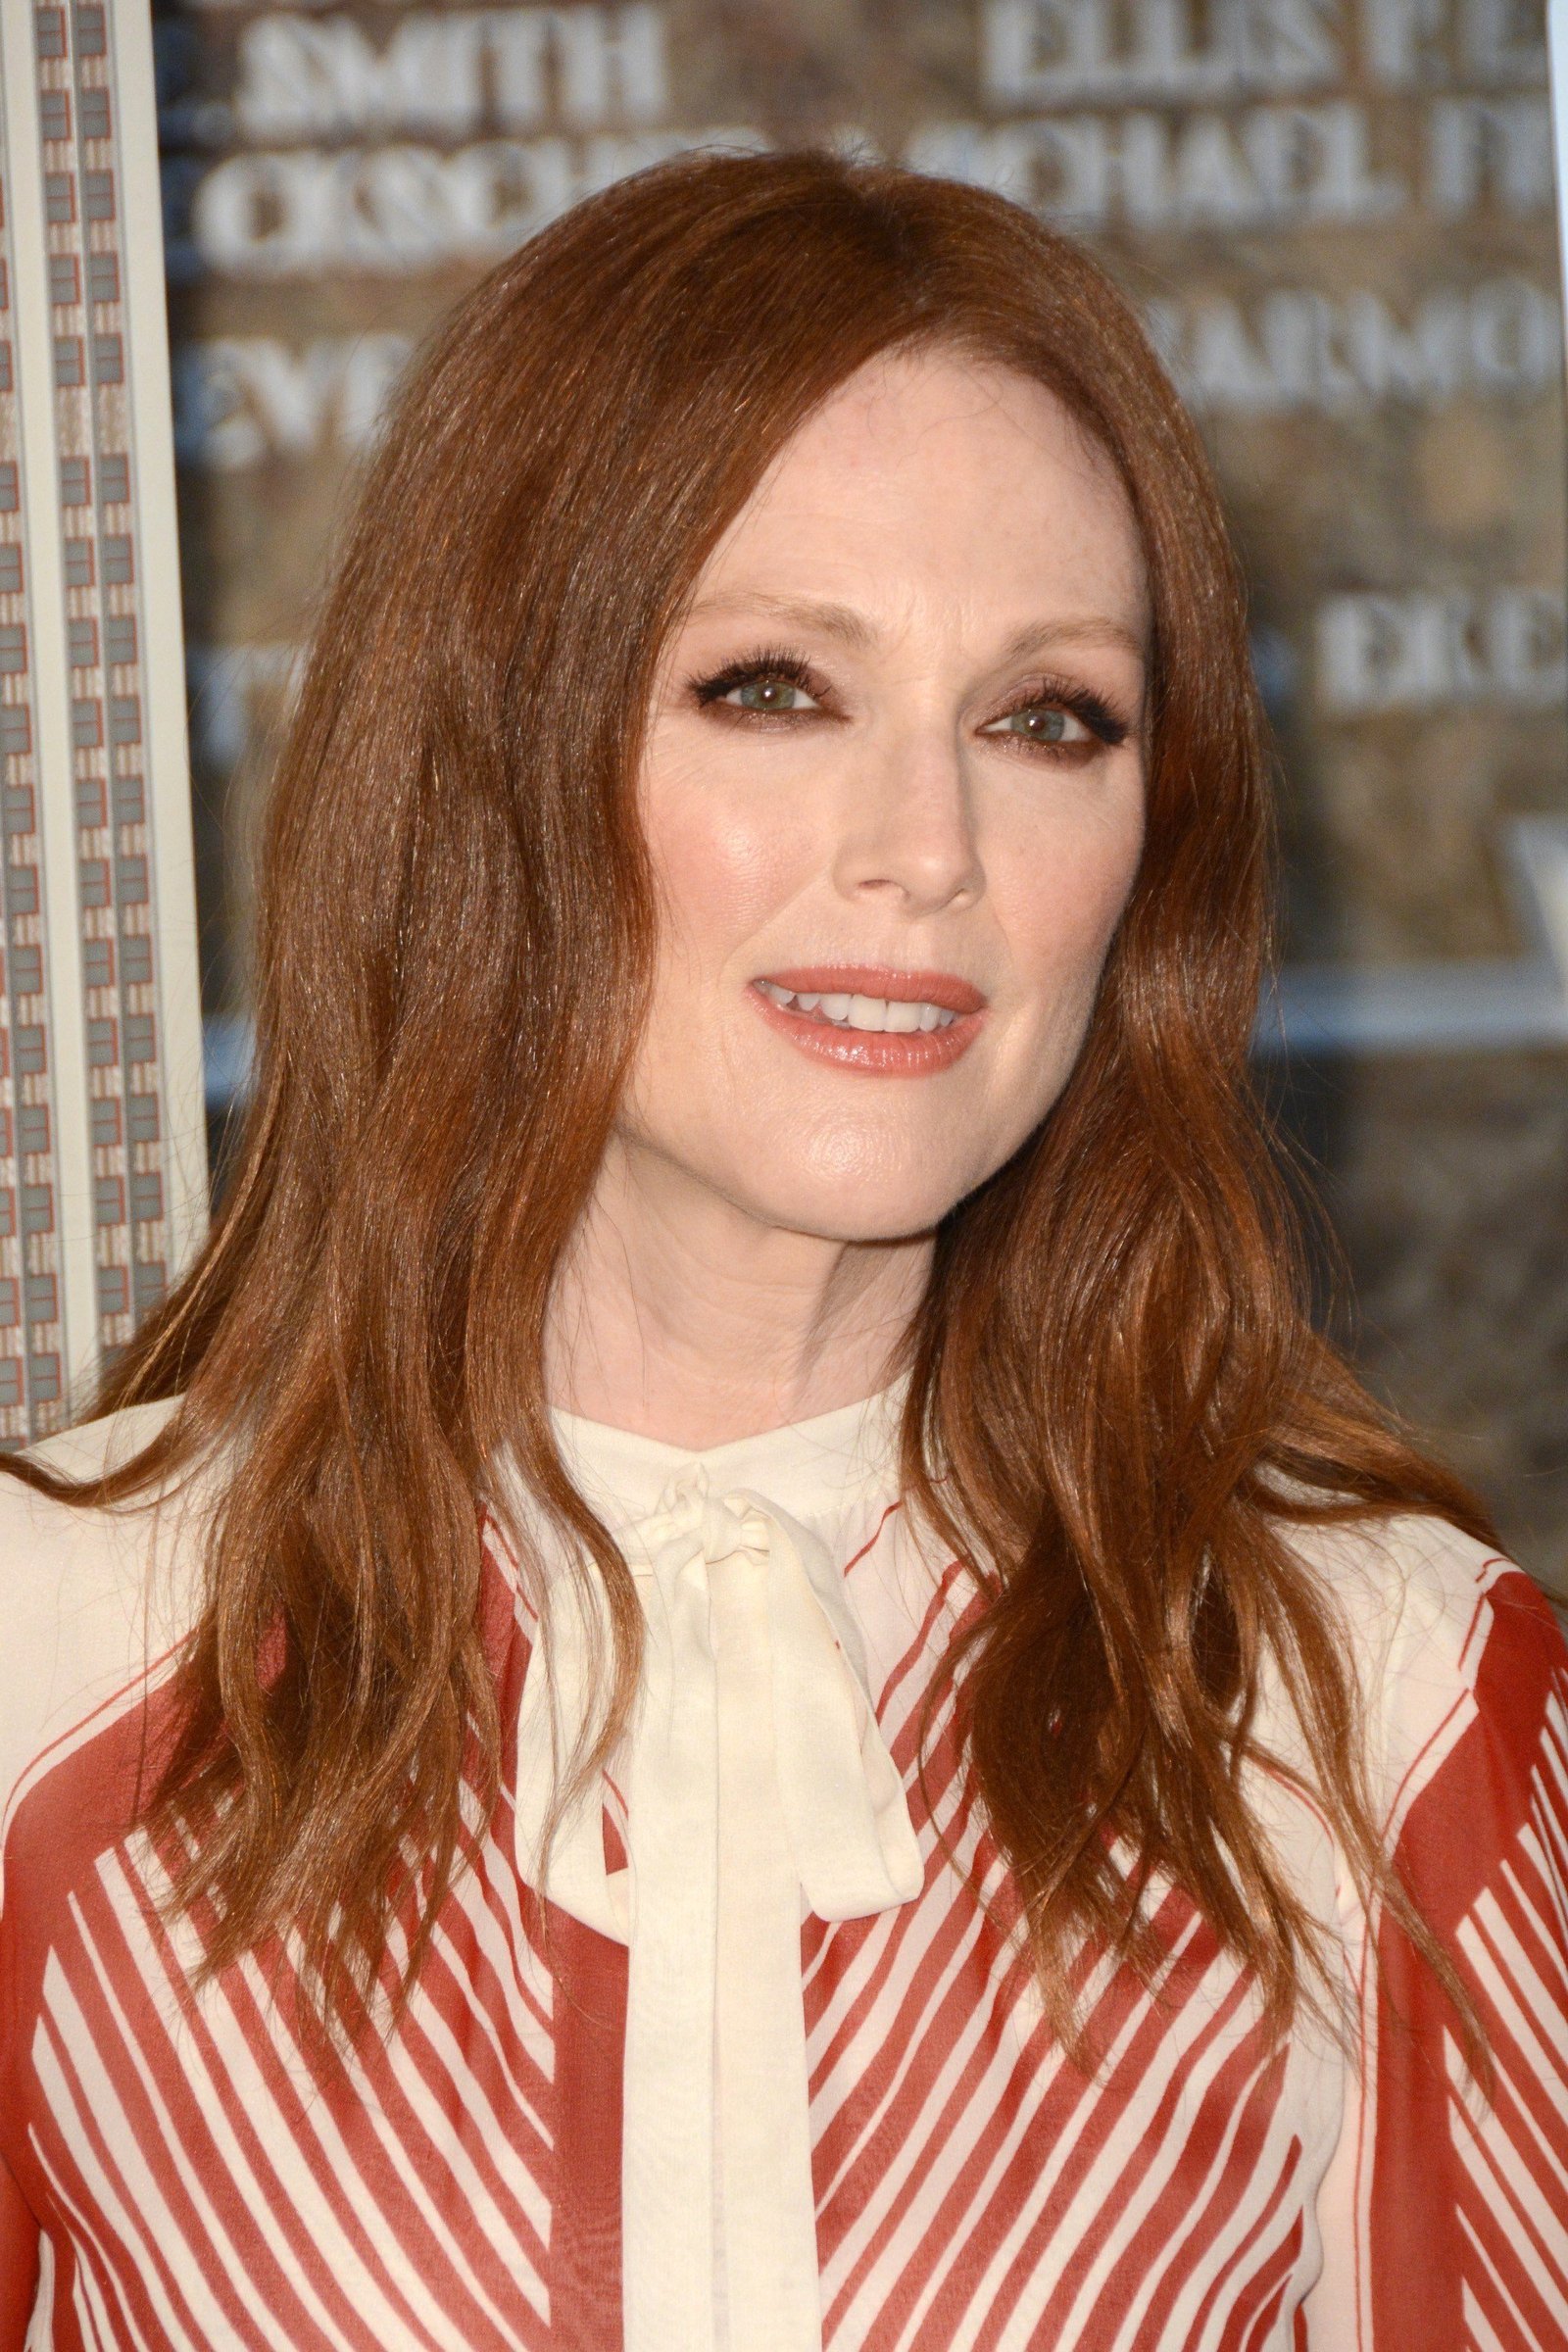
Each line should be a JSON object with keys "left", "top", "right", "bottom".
{"left": 1, "top": 1381, "right": 1565, "bottom": 2350}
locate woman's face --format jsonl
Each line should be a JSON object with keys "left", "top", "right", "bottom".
{"left": 620, "top": 346, "right": 1150, "bottom": 1246}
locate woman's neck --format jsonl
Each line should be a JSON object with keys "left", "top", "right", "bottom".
{"left": 543, "top": 1140, "right": 931, "bottom": 1449}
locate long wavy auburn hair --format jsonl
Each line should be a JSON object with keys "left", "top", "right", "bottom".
{"left": 11, "top": 147, "right": 1495, "bottom": 2060}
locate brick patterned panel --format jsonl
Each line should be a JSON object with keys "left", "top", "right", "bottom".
{"left": 0, "top": 0, "right": 205, "bottom": 1437}
{"left": 36, "top": 0, "right": 169, "bottom": 1369}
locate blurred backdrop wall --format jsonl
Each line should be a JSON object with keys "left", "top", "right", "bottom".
{"left": 135, "top": 0, "right": 1568, "bottom": 1584}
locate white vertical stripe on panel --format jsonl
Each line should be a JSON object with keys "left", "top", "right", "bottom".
{"left": 0, "top": 0, "right": 96, "bottom": 1419}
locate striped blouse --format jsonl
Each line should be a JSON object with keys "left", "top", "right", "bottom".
{"left": 1, "top": 1381, "right": 1565, "bottom": 2349}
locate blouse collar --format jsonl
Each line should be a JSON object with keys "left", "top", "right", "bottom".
{"left": 547, "top": 1365, "right": 912, "bottom": 1552}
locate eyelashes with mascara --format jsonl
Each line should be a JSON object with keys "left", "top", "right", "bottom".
{"left": 688, "top": 644, "right": 1132, "bottom": 752}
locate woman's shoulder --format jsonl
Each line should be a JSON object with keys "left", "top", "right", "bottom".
{"left": 0, "top": 1396, "right": 207, "bottom": 1851}
{"left": 1285, "top": 1501, "right": 1554, "bottom": 1672}
{"left": 1280, "top": 1503, "right": 1565, "bottom": 1828}
{"left": 1288, "top": 1500, "right": 1528, "bottom": 1642}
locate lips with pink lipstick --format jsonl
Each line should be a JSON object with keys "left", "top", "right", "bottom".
{"left": 748, "top": 965, "right": 988, "bottom": 1073}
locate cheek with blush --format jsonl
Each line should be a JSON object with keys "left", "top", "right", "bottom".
{"left": 1000, "top": 776, "right": 1144, "bottom": 1008}
{"left": 636, "top": 752, "right": 810, "bottom": 1014}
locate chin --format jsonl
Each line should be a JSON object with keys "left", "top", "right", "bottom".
{"left": 739, "top": 1165, "right": 967, "bottom": 1247}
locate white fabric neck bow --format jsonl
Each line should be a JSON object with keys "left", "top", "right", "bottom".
{"left": 513, "top": 1461, "right": 924, "bottom": 2352}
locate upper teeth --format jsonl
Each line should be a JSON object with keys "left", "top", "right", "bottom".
{"left": 758, "top": 981, "right": 959, "bottom": 1032}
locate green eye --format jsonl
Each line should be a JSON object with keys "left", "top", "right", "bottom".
{"left": 725, "top": 676, "right": 816, "bottom": 711}
{"left": 984, "top": 706, "right": 1088, "bottom": 744}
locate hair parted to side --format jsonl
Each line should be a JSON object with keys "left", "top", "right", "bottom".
{"left": 9, "top": 146, "right": 1494, "bottom": 2060}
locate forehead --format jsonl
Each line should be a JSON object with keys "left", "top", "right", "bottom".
{"left": 693, "top": 347, "right": 1149, "bottom": 648}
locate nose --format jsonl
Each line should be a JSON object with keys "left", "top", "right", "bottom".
{"left": 831, "top": 711, "right": 985, "bottom": 916}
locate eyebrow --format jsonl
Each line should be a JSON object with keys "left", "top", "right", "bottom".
{"left": 685, "top": 592, "right": 1146, "bottom": 665}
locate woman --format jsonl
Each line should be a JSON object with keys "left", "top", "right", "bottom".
{"left": 1, "top": 148, "right": 1564, "bottom": 2351}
